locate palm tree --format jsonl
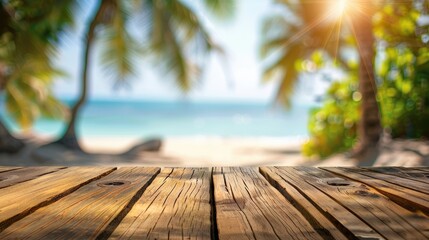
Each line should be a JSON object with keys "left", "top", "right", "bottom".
{"left": 0, "top": 1, "right": 75, "bottom": 153}
{"left": 261, "top": 0, "right": 382, "bottom": 160}
{"left": 260, "top": 0, "right": 348, "bottom": 108}
{"left": 54, "top": 0, "right": 235, "bottom": 150}
{"left": 347, "top": 0, "right": 381, "bottom": 159}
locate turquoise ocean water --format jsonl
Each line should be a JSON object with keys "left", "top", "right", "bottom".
{"left": 4, "top": 100, "right": 316, "bottom": 138}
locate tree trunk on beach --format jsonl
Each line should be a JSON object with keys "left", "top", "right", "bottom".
{"left": 0, "top": 118, "right": 25, "bottom": 153}
{"left": 350, "top": 0, "right": 382, "bottom": 162}
{"left": 54, "top": 1, "right": 106, "bottom": 151}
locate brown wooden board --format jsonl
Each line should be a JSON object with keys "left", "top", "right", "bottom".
{"left": 0, "top": 167, "right": 160, "bottom": 239}
{"left": 365, "top": 167, "right": 429, "bottom": 184}
{"left": 264, "top": 167, "right": 382, "bottom": 239}
{"left": 260, "top": 167, "right": 348, "bottom": 240}
{"left": 303, "top": 167, "right": 429, "bottom": 239}
{"left": 0, "top": 167, "right": 65, "bottom": 189}
{"left": 0, "top": 166, "right": 115, "bottom": 231}
{"left": 413, "top": 167, "right": 429, "bottom": 172}
{"left": 213, "top": 167, "right": 323, "bottom": 240}
{"left": 348, "top": 167, "right": 429, "bottom": 195}
{"left": 0, "top": 167, "right": 21, "bottom": 173}
{"left": 110, "top": 168, "right": 212, "bottom": 240}
{"left": 325, "top": 167, "right": 429, "bottom": 215}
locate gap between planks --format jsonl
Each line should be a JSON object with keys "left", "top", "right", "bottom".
{"left": 0, "top": 167, "right": 117, "bottom": 232}
{"left": 2, "top": 167, "right": 327, "bottom": 240}
{"left": 1, "top": 167, "right": 428, "bottom": 240}
{"left": 260, "top": 167, "right": 429, "bottom": 240}
{"left": 0, "top": 167, "right": 66, "bottom": 189}
{"left": 0, "top": 167, "right": 161, "bottom": 240}
{"left": 0, "top": 167, "right": 21, "bottom": 174}
{"left": 324, "top": 167, "right": 429, "bottom": 215}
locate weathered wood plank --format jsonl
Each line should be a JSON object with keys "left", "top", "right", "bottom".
{"left": 110, "top": 168, "right": 212, "bottom": 240}
{"left": 0, "top": 167, "right": 65, "bottom": 189}
{"left": 325, "top": 167, "right": 429, "bottom": 214}
{"left": 413, "top": 167, "right": 429, "bottom": 172}
{"left": 260, "top": 167, "right": 348, "bottom": 240}
{"left": 365, "top": 167, "right": 429, "bottom": 184}
{"left": 0, "top": 167, "right": 159, "bottom": 239}
{"left": 0, "top": 167, "right": 21, "bottom": 173}
{"left": 266, "top": 167, "right": 382, "bottom": 239}
{"left": 0, "top": 166, "right": 115, "bottom": 231}
{"left": 214, "top": 167, "right": 323, "bottom": 240}
{"left": 348, "top": 167, "right": 429, "bottom": 195}
{"left": 305, "top": 167, "right": 429, "bottom": 239}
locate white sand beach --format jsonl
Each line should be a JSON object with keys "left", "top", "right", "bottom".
{"left": 1, "top": 134, "right": 428, "bottom": 167}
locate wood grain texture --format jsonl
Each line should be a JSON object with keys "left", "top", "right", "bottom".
{"left": 266, "top": 167, "right": 382, "bottom": 239}
{"left": 366, "top": 167, "right": 429, "bottom": 184}
{"left": 302, "top": 167, "right": 429, "bottom": 239}
{"left": 413, "top": 167, "right": 429, "bottom": 172}
{"left": 325, "top": 167, "right": 429, "bottom": 214}
{"left": 0, "top": 166, "right": 427, "bottom": 239}
{"left": 0, "top": 167, "right": 65, "bottom": 189}
{"left": 110, "top": 168, "right": 212, "bottom": 240}
{"left": 0, "top": 167, "right": 21, "bottom": 173}
{"left": 213, "top": 167, "right": 323, "bottom": 240}
{"left": 0, "top": 167, "right": 159, "bottom": 240}
{"left": 0, "top": 167, "right": 115, "bottom": 231}
{"left": 348, "top": 167, "right": 429, "bottom": 195}
{"left": 260, "top": 167, "right": 348, "bottom": 240}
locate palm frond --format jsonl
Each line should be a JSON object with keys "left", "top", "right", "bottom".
{"left": 0, "top": 0, "right": 75, "bottom": 129}
{"left": 4, "top": 51, "right": 67, "bottom": 128}
{"left": 99, "top": 1, "right": 138, "bottom": 87}
{"left": 202, "top": 0, "right": 236, "bottom": 20}
{"left": 262, "top": 44, "right": 302, "bottom": 82}
{"left": 163, "top": 11, "right": 199, "bottom": 92}
{"left": 260, "top": 36, "right": 289, "bottom": 58}
{"left": 140, "top": 0, "right": 221, "bottom": 93}
{"left": 274, "top": 63, "right": 299, "bottom": 109}
{"left": 260, "top": 0, "right": 351, "bottom": 107}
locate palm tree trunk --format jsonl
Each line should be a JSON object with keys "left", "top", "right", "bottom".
{"left": 0, "top": 117, "right": 25, "bottom": 153}
{"left": 55, "top": 1, "right": 106, "bottom": 150}
{"left": 351, "top": 0, "right": 382, "bottom": 161}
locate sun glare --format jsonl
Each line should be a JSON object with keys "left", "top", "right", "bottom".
{"left": 331, "top": 0, "right": 348, "bottom": 19}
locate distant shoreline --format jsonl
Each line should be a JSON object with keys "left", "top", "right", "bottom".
{"left": 4, "top": 100, "right": 314, "bottom": 138}
{"left": 2, "top": 133, "right": 428, "bottom": 167}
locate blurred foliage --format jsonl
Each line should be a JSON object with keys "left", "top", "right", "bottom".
{"left": 303, "top": 0, "right": 429, "bottom": 159}
{"left": 302, "top": 71, "right": 360, "bottom": 159}
{"left": 88, "top": 0, "right": 236, "bottom": 95}
{"left": 260, "top": 0, "right": 351, "bottom": 108}
{"left": 378, "top": 45, "right": 429, "bottom": 138}
{"left": 0, "top": 1, "right": 75, "bottom": 128}
{"left": 88, "top": 0, "right": 236, "bottom": 94}
{"left": 140, "top": 0, "right": 230, "bottom": 92}
{"left": 1, "top": 0, "right": 234, "bottom": 131}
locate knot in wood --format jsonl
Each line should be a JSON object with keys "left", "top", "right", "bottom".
{"left": 354, "top": 190, "right": 379, "bottom": 198}
{"left": 97, "top": 180, "right": 130, "bottom": 187}
{"left": 326, "top": 178, "right": 350, "bottom": 186}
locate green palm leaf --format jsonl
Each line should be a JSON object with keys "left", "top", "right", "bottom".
{"left": 202, "top": 0, "right": 236, "bottom": 20}
{"left": 99, "top": 1, "right": 138, "bottom": 87}
{"left": 260, "top": 0, "right": 350, "bottom": 107}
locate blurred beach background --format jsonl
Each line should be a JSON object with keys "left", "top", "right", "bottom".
{"left": 1, "top": 0, "right": 428, "bottom": 167}
{"left": 3, "top": 100, "right": 312, "bottom": 140}
{"left": 1, "top": 100, "right": 318, "bottom": 166}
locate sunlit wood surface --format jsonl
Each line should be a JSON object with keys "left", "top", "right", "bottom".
{"left": 0, "top": 166, "right": 428, "bottom": 239}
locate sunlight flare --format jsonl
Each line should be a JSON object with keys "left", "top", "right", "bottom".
{"left": 330, "top": 0, "right": 348, "bottom": 19}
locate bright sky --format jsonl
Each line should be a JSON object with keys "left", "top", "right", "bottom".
{"left": 54, "top": 0, "right": 323, "bottom": 103}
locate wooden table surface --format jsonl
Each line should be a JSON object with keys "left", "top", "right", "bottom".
{"left": 0, "top": 166, "right": 428, "bottom": 239}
